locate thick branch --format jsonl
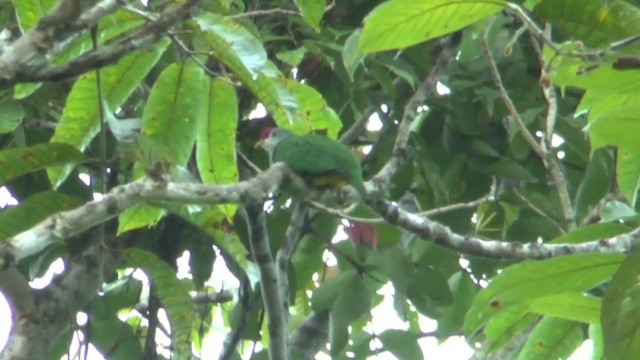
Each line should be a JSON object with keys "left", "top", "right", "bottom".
{"left": 0, "top": 244, "right": 120, "bottom": 360}
{"left": 275, "top": 203, "right": 307, "bottom": 342}
{"left": 3, "top": 0, "right": 200, "bottom": 85}
{"left": 289, "top": 311, "right": 329, "bottom": 360}
{"left": 365, "top": 196, "right": 638, "bottom": 260}
{"left": 0, "top": 164, "right": 292, "bottom": 268}
{"left": 243, "top": 205, "right": 289, "bottom": 360}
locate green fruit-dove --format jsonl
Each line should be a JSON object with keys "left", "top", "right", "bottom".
{"left": 257, "top": 127, "right": 366, "bottom": 197}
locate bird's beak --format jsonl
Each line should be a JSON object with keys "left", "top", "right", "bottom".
{"left": 254, "top": 140, "right": 265, "bottom": 148}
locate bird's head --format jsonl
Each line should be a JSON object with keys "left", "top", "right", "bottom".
{"left": 255, "top": 127, "right": 292, "bottom": 152}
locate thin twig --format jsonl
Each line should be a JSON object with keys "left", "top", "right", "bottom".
{"left": 481, "top": 19, "right": 544, "bottom": 159}
{"left": 304, "top": 178, "right": 495, "bottom": 223}
{"left": 513, "top": 189, "right": 565, "bottom": 233}
{"left": 371, "top": 34, "right": 460, "bottom": 191}
{"left": 417, "top": 178, "right": 496, "bottom": 217}
{"left": 229, "top": 8, "right": 299, "bottom": 19}
{"left": 530, "top": 26, "right": 577, "bottom": 230}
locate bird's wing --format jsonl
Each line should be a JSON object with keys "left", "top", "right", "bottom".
{"left": 273, "top": 134, "right": 356, "bottom": 178}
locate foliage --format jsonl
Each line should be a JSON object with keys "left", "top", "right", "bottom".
{"left": 4, "top": 0, "right": 640, "bottom": 359}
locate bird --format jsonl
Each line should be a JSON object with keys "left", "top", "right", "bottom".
{"left": 256, "top": 127, "right": 366, "bottom": 198}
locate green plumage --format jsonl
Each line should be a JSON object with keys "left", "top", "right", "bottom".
{"left": 265, "top": 129, "right": 366, "bottom": 196}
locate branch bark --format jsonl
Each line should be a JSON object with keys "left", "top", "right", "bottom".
{"left": 0, "top": 243, "right": 121, "bottom": 360}
{"left": 0, "top": 0, "right": 200, "bottom": 85}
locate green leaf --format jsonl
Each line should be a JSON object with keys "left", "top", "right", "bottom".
{"left": 0, "top": 143, "right": 84, "bottom": 183}
{"left": 617, "top": 148, "right": 640, "bottom": 206}
{"left": 573, "top": 148, "right": 613, "bottom": 218}
{"left": 438, "top": 272, "right": 477, "bottom": 336}
{"left": 0, "top": 191, "right": 82, "bottom": 239}
{"left": 48, "top": 39, "right": 170, "bottom": 187}
{"left": 13, "top": 0, "right": 57, "bottom": 32}
{"left": 465, "top": 254, "right": 624, "bottom": 336}
{"left": 194, "top": 13, "right": 295, "bottom": 126}
{"left": 378, "top": 329, "right": 424, "bottom": 360}
{"left": 600, "top": 200, "right": 636, "bottom": 222}
{"left": 342, "top": 29, "right": 365, "bottom": 80}
{"left": 141, "top": 60, "right": 206, "bottom": 166}
{"left": 534, "top": 0, "right": 640, "bottom": 48}
{"left": 124, "top": 248, "right": 195, "bottom": 357}
{"left": 484, "top": 305, "right": 537, "bottom": 348}
{"left": 117, "top": 204, "right": 165, "bottom": 235}
{"left": 311, "top": 270, "right": 355, "bottom": 312}
{"left": 485, "top": 160, "right": 538, "bottom": 182}
{"left": 517, "top": 317, "right": 583, "bottom": 360}
{"left": 89, "top": 317, "right": 144, "bottom": 360}
{"left": 367, "top": 248, "right": 412, "bottom": 292}
{"left": 602, "top": 247, "right": 640, "bottom": 359}
{"left": 197, "top": 77, "right": 238, "bottom": 220}
{"left": 277, "top": 78, "right": 343, "bottom": 138}
{"left": 329, "top": 273, "right": 371, "bottom": 356}
{"left": 0, "top": 100, "right": 24, "bottom": 133}
{"left": 294, "top": 0, "right": 326, "bottom": 31}
{"left": 549, "top": 222, "right": 631, "bottom": 244}
{"left": 276, "top": 47, "right": 307, "bottom": 67}
{"left": 529, "top": 293, "right": 601, "bottom": 324}
{"left": 90, "top": 277, "right": 143, "bottom": 319}
{"left": 590, "top": 323, "right": 604, "bottom": 360}
{"left": 359, "top": 0, "right": 506, "bottom": 53}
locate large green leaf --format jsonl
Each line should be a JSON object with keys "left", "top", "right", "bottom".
{"left": 573, "top": 148, "right": 613, "bottom": 220}
{"left": 329, "top": 273, "right": 371, "bottom": 356}
{"left": 569, "top": 66, "right": 640, "bottom": 97}
{"left": 194, "top": 13, "right": 294, "bottom": 125}
{"left": 549, "top": 222, "right": 631, "bottom": 244}
{"left": 587, "top": 105, "right": 640, "bottom": 203}
{"left": 359, "top": 0, "right": 506, "bottom": 53}
{"left": 534, "top": 0, "right": 640, "bottom": 48}
{"left": 48, "top": 39, "right": 170, "bottom": 187}
{"left": 465, "top": 254, "right": 625, "bottom": 336}
{"left": 197, "top": 77, "right": 238, "bottom": 220}
{"left": 117, "top": 204, "right": 165, "bottom": 235}
{"left": 437, "top": 271, "right": 477, "bottom": 336}
{"left": 12, "top": 0, "right": 56, "bottom": 32}
{"left": 89, "top": 277, "right": 143, "bottom": 319}
{"left": 378, "top": 329, "right": 424, "bottom": 360}
{"left": 0, "top": 190, "right": 82, "bottom": 239}
{"left": 517, "top": 317, "right": 583, "bottom": 360}
{"left": 0, "top": 100, "right": 24, "bottom": 133}
{"left": 89, "top": 317, "right": 144, "bottom": 360}
{"left": 311, "top": 270, "right": 355, "bottom": 312}
{"left": 140, "top": 60, "right": 206, "bottom": 166}
{"left": 529, "top": 293, "right": 601, "bottom": 324}
{"left": 0, "top": 143, "right": 84, "bottom": 184}
{"left": 277, "top": 79, "right": 343, "bottom": 138}
{"left": 124, "top": 248, "right": 195, "bottom": 357}
{"left": 483, "top": 305, "right": 537, "bottom": 350}
{"left": 294, "top": 0, "right": 326, "bottom": 31}
{"left": 602, "top": 247, "right": 640, "bottom": 359}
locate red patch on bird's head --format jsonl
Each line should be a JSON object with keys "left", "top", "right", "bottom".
{"left": 259, "top": 127, "right": 275, "bottom": 141}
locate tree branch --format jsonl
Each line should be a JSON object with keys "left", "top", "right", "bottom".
{"left": 275, "top": 202, "right": 307, "bottom": 342}
{"left": 243, "top": 204, "right": 289, "bottom": 360}
{"left": 0, "top": 164, "right": 293, "bottom": 268}
{"left": 365, "top": 196, "right": 638, "bottom": 260}
{"left": 3, "top": 0, "right": 200, "bottom": 85}
{"left": 0, "top": 242, "right": 121, "bottom": 360}
{"left": 482, "top": 19, "right": 576, "bottom": 230}
{"left": 370, "top": 34, "right": 460, "bottom": 192}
